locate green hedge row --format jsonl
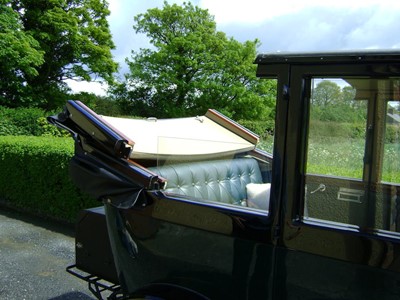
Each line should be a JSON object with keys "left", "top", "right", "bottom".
{"left": 0, "top": 106, "right": 68, "bottom": 137}
{"left": 310, "top": 120, "right": 399, "bottom": 142}
{"left": 238, "top": 119, "right": 275, "bottom": 137}
{"left": 241, "top": 117, "right": 398, "bottom": 143}
{"left": 0, "top": 136, "right": 98, "bottom": 223}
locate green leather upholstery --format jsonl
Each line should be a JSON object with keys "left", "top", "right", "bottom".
{"left": 149, "top": 158, "right": 263, "bottom": 205}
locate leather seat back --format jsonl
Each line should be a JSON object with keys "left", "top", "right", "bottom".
{"left": 149, "top": 158, "right": 263, "bottom": 205}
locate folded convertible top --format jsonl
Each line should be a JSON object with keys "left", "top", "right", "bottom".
{"left": 48, "top": 100, "right": 259, "bottom": 160}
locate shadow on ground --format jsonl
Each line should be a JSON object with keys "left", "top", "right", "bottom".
{"left": 49, "top": 291, "right": 94, "bottom": 299}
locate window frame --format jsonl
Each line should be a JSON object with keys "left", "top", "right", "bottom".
{"left": 282, "top": 63, "right": 400, "bottom": 264}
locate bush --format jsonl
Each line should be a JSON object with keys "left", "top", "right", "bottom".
{"left": 0, "top": 118, "right": 28, "bottom": 136}
{"left": 310, "top": 121, "right": 400, "bottom": 141}
{"left": 311, "top": 104, "right": 366, "bottom": 123}
{"left": 238, "top": 119, "right": 275, "bottom": 137}
{"left": 0, "top": 106, "right": 68, "bottom": 137}
{"left": 69, "top": 92, "right": 122, "bottom": 116}
{"left": 0, "top": 136, "right": 98, "bottom": 222}
{"left": 386, "top": 124, "right": 400, "bottom": 143}
{"left": 0, "top": 106, "right": 44, "bottom": 135}
{"left": 309, "top": 120, "right": 366, "bottom": 139}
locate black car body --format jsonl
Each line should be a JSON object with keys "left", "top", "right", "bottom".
{"left": 49, "top": 51, "right": 400, "bottom": 299}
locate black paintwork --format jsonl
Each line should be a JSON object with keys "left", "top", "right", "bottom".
{"left": 49, "top": 51, "right": 400, "bottom": 299}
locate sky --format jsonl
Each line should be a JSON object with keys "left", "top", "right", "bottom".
{"left": 67, "top": 0, "right": 400, "bottom": 95}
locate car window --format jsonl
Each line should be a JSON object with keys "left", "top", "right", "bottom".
{"left": 383, "top": 99, "right": 400, "bottom": 184}
{"left": 304, "top": 77, "right": 400, "bottom": 232}
{"left": 307, "top": 78, "right": 367, "bottom": 179}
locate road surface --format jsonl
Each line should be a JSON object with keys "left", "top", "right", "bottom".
{"left": 0, "top": 207, "right": 96, "bottom": 300}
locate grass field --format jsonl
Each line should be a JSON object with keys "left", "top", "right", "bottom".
{"left": 308, "top": 137, "right": 400, "bottom": 183}
{"left": 259, "top": 136, "right": 400, "bottom": 183}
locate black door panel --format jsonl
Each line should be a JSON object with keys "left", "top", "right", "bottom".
{"left": 306, "top": 174, "right": 368, "bottom": 226}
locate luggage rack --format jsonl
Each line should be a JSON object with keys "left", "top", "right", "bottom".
{"left": 66, "top": 265, "right": 124, "bottom": 300}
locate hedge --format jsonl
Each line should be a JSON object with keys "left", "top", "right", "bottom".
{"left": 0, "top": 136, "right": 98, "bottom": 223}
{"left": 0, "top": 106, "right": 68, "bottom": 137}
{"left": 310, "top": 120, "right": 399, "bottom": 142}
{"left": 238, "top": 119, "right": 275, "bottom": 137}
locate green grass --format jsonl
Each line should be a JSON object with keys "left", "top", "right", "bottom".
{"left": 308, "top": 136, "right": 400, "bottom": 183}
{"left": 259, "top": 136, "right": 400, "bottom": 184}
{"left": 257, "top": 134, "right": 274, "bottom": 153}
{"left": 381, "top": 143, "right": 400, "bottom": 183}
{"left": 307, "top": 137, "right": 364, "bottom": 179}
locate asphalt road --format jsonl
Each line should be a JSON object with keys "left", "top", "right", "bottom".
{"left": 0, "top": 207, "right": 96, "bottom": 300}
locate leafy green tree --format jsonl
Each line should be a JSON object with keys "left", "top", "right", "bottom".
{"left": 69, "top": 92, "right": 122, "bottom": 116}
{"left": 311, "top": 81, "right": 367, "bottom": 123}
{"left": 312, "top": 80, "right": 341, "bottom": 107}
{"left": 113, "top": 1, "right": 275, "bottom": 120}
{"left": 1, "top": 0, "right": 117, "bottom": 109}
{"left": 341, "top": 86, "right": 356, "bottom": 103}
{"left": 0, "top": 1, "right": 44, "bottom": 107}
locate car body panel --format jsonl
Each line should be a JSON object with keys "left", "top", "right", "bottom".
{"left": 49, "top": 50, "right": 400, "bottom": 299}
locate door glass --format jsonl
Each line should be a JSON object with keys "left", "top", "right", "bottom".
{"left": 378, "top": 97, "right": 400, "bottom": 231}
{"left": 307, "top": 78, "right": 367, "bottom": 179}
{"left": 305, "top": 77, "right": 400, "bottom": 232}
{"left": 382, "top": 100, "right": 400, "bottom": 184}
{"left": 305, "top": 78, "right": 368, "bottom": 225}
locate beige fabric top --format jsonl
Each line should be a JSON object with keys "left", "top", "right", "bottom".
{"left": 101, "top": 114, "right": 256, "bottom": 160}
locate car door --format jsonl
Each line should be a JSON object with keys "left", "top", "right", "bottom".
{"left": 276, "top": 62, "right": 400, "bottom": 299}
{"left": 103, "top": 76, "right": 287, "bottom": 299}
{"left": 51, "top": 99, "right": 283, "bottom": 299}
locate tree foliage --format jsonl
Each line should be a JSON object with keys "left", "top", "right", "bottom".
{"left": 113, "top": 1, "right": 275, "bottom": 120}
{"left": 312, "top": 80, "right": 341, "bottom": 106}
{"left": 0, "top": 1, "right": 44, "bottom": 106}
{"left": 69, "top": 92, "right": 122, "bottom": 116}
{"left": 0, "top": 0, "right": 117, "bottom": 109}
{"left": 311, "top": 80, "right": 366, "bottom": 123}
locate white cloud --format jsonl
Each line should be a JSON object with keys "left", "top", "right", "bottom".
{"left": 199, "top": 0, "right": 400, "bottom": 24}
{"left": 200, "top": 0, "right": 307, "bottom": 24}
{"left": 65, "top": 79, "right": 108, "bottom": 96}
{"left": 74, "top": 0, "right": 400, "bottom": 93}
{"left": 342, "top": 5, "right": 400, "bottom": 49}
{"left": 213, "top": 2, "right": 400, "bottom": 53}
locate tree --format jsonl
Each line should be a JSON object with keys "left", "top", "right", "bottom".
{"left": 311, "top": 81, "right": 367, "bottom": 123}
{"left": 69, "top": 91, "right": 122, "bottom": 116}
{"left": 0, "top": 1, "right": 44, "bottom": 107}
{"left": 113, "top": 1, "right": 275, "bottom": 120}
{"left": 1, "top": 0, "right": 117, "bottom": 109}
{"left": 312, "top": 80, "right": 341, "bottom": 107}
{"left": 341, "top": 86, "right": 356, "bottom": 104}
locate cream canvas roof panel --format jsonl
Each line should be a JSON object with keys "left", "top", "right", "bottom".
{"left": 101, "top": 110, "right": 258, "bottom": 159}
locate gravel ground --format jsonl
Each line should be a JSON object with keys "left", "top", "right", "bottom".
{"left": 0, "top": 207, "right": 96, "bottom": 300}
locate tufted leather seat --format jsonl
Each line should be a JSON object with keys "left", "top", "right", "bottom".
{"left": 149, "top": 158, "right": 263, "bottom": 205}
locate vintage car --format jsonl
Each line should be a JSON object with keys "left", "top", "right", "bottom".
{"left": 49, "top": 51, "right": 400, "bottom": 299}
